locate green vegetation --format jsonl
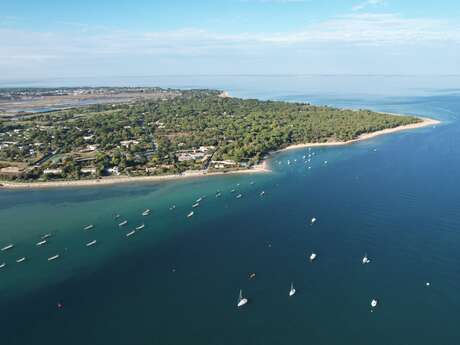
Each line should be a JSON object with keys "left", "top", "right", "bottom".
{"left": 0, "top": 88, "right": 420, "bottom": 182}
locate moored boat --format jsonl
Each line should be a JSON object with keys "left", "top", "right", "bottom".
{"left": 118, "top": 220, "right": 128, "bottom": 226}
{"left": 289, "top": 282, "right": 296, "bottom": 297}
{"left": 48, "top": 254, "right": 60, "bottom": 261}
{"left": 136, "top": 224, "right": 145, "bottom": 230}
{"left": 309, "top": 253, "right": 317, "bottom": 261}
{"left": 237, "top": 289, "right": 248, "bottom": 308}
{"left": 16, "top": 257, "right": 26, "bottom": 263}
{"left": 1, "top": 244, "right": 14, "bottom": 251}
{"left": 36, "top": 240, "right": 47, "bottom": 246}
{"left": 126, "top": 230, "right": 136, "bottom": 237}
{"left": 0, "top": 262, "right": 6, "bottom": 269}
{"left": 236, "top": 194, "right": 242, "bottom": 199}
{"left": 83, "top": 224, "right": 94, "bottom": 230}
{"left": 187, "top": 211, "right": 194, "bottom": 218}
{"left": 142, "top": 209, "right": 151, "bottom": 216}
{"left": 86, "top": 240, "right": 97, "bottom": 247}
{"left": 192, "top": 203, "right": 200, "bottom": 208}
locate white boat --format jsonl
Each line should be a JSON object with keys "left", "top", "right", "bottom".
{"left": 371, "top": 299, "right": 378, "bottom": 308}
{"left": 250, "top": 181, "right": 255, "bottom": 185}
{"left": 187, "top": 211, "right": 194, "bottom": 218}
{"left": 192, "top": 203, "right": 200, "bottom": 208}
{"left": 41, "top": 233, "right": 52, "bottom": 239}
{"left": 36, "top": 240, "right": 47, "bottom": 246}
{"left": 230, "top": 189, "right": 236, "bottom": 193}
{"left": 215, "top": 192, "right": 222, "bottom": 197}
{"left": 196, "top": 197, "right": 203, "bottom": 203}
{"left": 126, "top": 230, "right": 136, "bottom": 237}
{"left": 0, "top": 262, "right": 6, "bottom": 269}
{"left": 142, "top": 209, "right": 151, "bottom": 216}
{"left": 16, "top": 257, "right": 26, "bottom": 263}
{"left": 83, "top": 224, "right": 94, "bottom": 230}
{"left": 114, "top": 214, "right": 121, "bottom": 219}
{"left": 1, "top": 244, "right": 14, "bottom": 251}
{"left": 362, "top": 254, "right": 371, "bottom": 264}
{"left": 136, "top": 224, "right": 145, "bottom": 230}
{"left": 48, "top": 254, "right": 60, "bottom": 261}
{"left": 237, "top": 289, "right": 248, "bottom": 308}
{"left": 324, "top": 161, "right": 328, "bottom": 164}
{"left": 236, "top": 194, "right": 242, "bottom": 199}
{"left": 260, "top": 191, "right": 265, "bottom": 196}
{"left": 169, "top": 205, "right": 176, "bottom": 210}
{"left": 86, "top": 240, "right": 97, "bottom": 247}
{"left": 309, "top": 253, "right": 317, "bottom": 261}
{"left": 118, "top": 220, "right": 128, "bottom": 226}
{"left": 310, "top": 217, "right": 317, "bottom": 225}
{"left": 289, "top": 283, "right": 296, "bottom": 297}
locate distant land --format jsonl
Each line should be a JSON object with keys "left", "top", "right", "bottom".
{"left": 0, "top": 87, "right": 437, "bottom": 188}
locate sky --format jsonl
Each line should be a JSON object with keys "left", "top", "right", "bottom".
{"left": 0, "top": 0, "right": 459, "bottom": 80}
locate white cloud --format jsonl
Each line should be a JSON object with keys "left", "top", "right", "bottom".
{"left": 0, "top": 12, "right": 459, "bottom": 78}
{"left": 353, "top": 0, "right": 386, "bottom": 11}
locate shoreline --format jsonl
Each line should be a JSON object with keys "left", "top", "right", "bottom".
{"left": 0, "top": 116, "right": 439, "bottom": 190}
{"left": 274, "top": 116, "right": 440, "bottom": 153}
{"left": 0, "top": 161, "right": 271, "bottom": 190}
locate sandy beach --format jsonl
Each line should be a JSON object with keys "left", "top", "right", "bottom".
{"left": 0, "top": 117, "right": 439, "bottom": 190}
{"left": 276, "top": 117, "right": 440, "bottom": 153}
{"left": 0, "top": 161, "right": 270, "bottom": 190}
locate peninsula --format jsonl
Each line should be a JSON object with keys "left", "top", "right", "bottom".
{"left": 0, "top": 87, "right": 438, "bottom": 188}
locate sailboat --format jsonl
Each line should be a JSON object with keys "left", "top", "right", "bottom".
{"left": 289, "top": 282, "right": 296, "bottom": 297}
{"left": 237, "top": 289, "right": 248, "bottom": 308}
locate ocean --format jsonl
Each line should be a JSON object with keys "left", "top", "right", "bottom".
{"left": 0, "top": 75, "right": 459, "bottom": 345}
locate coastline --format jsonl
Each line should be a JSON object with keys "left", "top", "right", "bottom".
{"left": 275, "top": 116, "right": 440, "bottom": 153}
{"left": 0, "top": 117, "right": 439, "bottom": 190}
{"left": 0, "top": 161, "right": 270, "bottom": 190}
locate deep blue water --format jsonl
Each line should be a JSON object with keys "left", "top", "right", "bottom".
{"left": 0, "top": 76, "right": 459, "bottom": 344}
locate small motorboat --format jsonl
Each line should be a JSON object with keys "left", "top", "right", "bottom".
{"left": 83, "top": 225, "right": 94, "bottom": 230}
{"left": 48, "top": 254, "right": 60, "bottom": 262}
{"left": 187, "top": 211, "right": 194, "bottom": 218}
{"left": 41, "top": 233, "right": 52, "bottom": 240}
{"left": 86, "top": 240, "right": 97, "bottom": 247}
{"left": 371, "top": 299, "right": 378, "bottom": 308}
{"left": 16, "top": 257, "right": 26, "bottom": 263}
{"left": 36, "top": 240, "right": 47, "bottom": 246}
{"left": 0, "top": 262, "right": 6, "bottom": 269}
{"left": 142, "top": 209, "right": 151, "bottom": 216}
{"left": 215, "top": 192, "right": 222, "bottom": 197}
{"left": 248, "top": 272, "right": 256, "bottom": 280}
{"left": 362, "top": 254, "right": 371, "bottom": 264}
{"left": 196, "top": 197, "right": 203, "bottom": 203}
{"left": 237, "top": 289, "right": 248, "bottom": 308}
{"left": 169, "top": 205, "right": 176, "bottom": 210}
{"left": 236, "top": 194, "right": 242, "bottom": 199}
{"left": 260, "top": 191, "right": 265, "bottom": 196}
{"left": 192, "top": 203, "right": 200, "bottom": 208}
{"left": 309, "top": 253, "right": 317, "bottom": 261}
{"left": 118, "top": 220, "right": 128, "bottom": 227}
{"left": 136, "top": 224, "right": 145, "bottom": 230}
{"left": 1, "top": 244, "right": 14, "bottom": 251}
{"left": 310, "top": 217, "right": 317, "bottom": 225}
{"left": 289, "top": 283, "right": 296, "bottom": 297}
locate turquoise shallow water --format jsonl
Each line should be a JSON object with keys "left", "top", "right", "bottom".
{"left": 1, "top": 76, "right": 460, "bottom": 344}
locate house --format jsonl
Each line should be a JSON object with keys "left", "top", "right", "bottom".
{"left": 43, "top": 168, "right": 63, "bottom": 175}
